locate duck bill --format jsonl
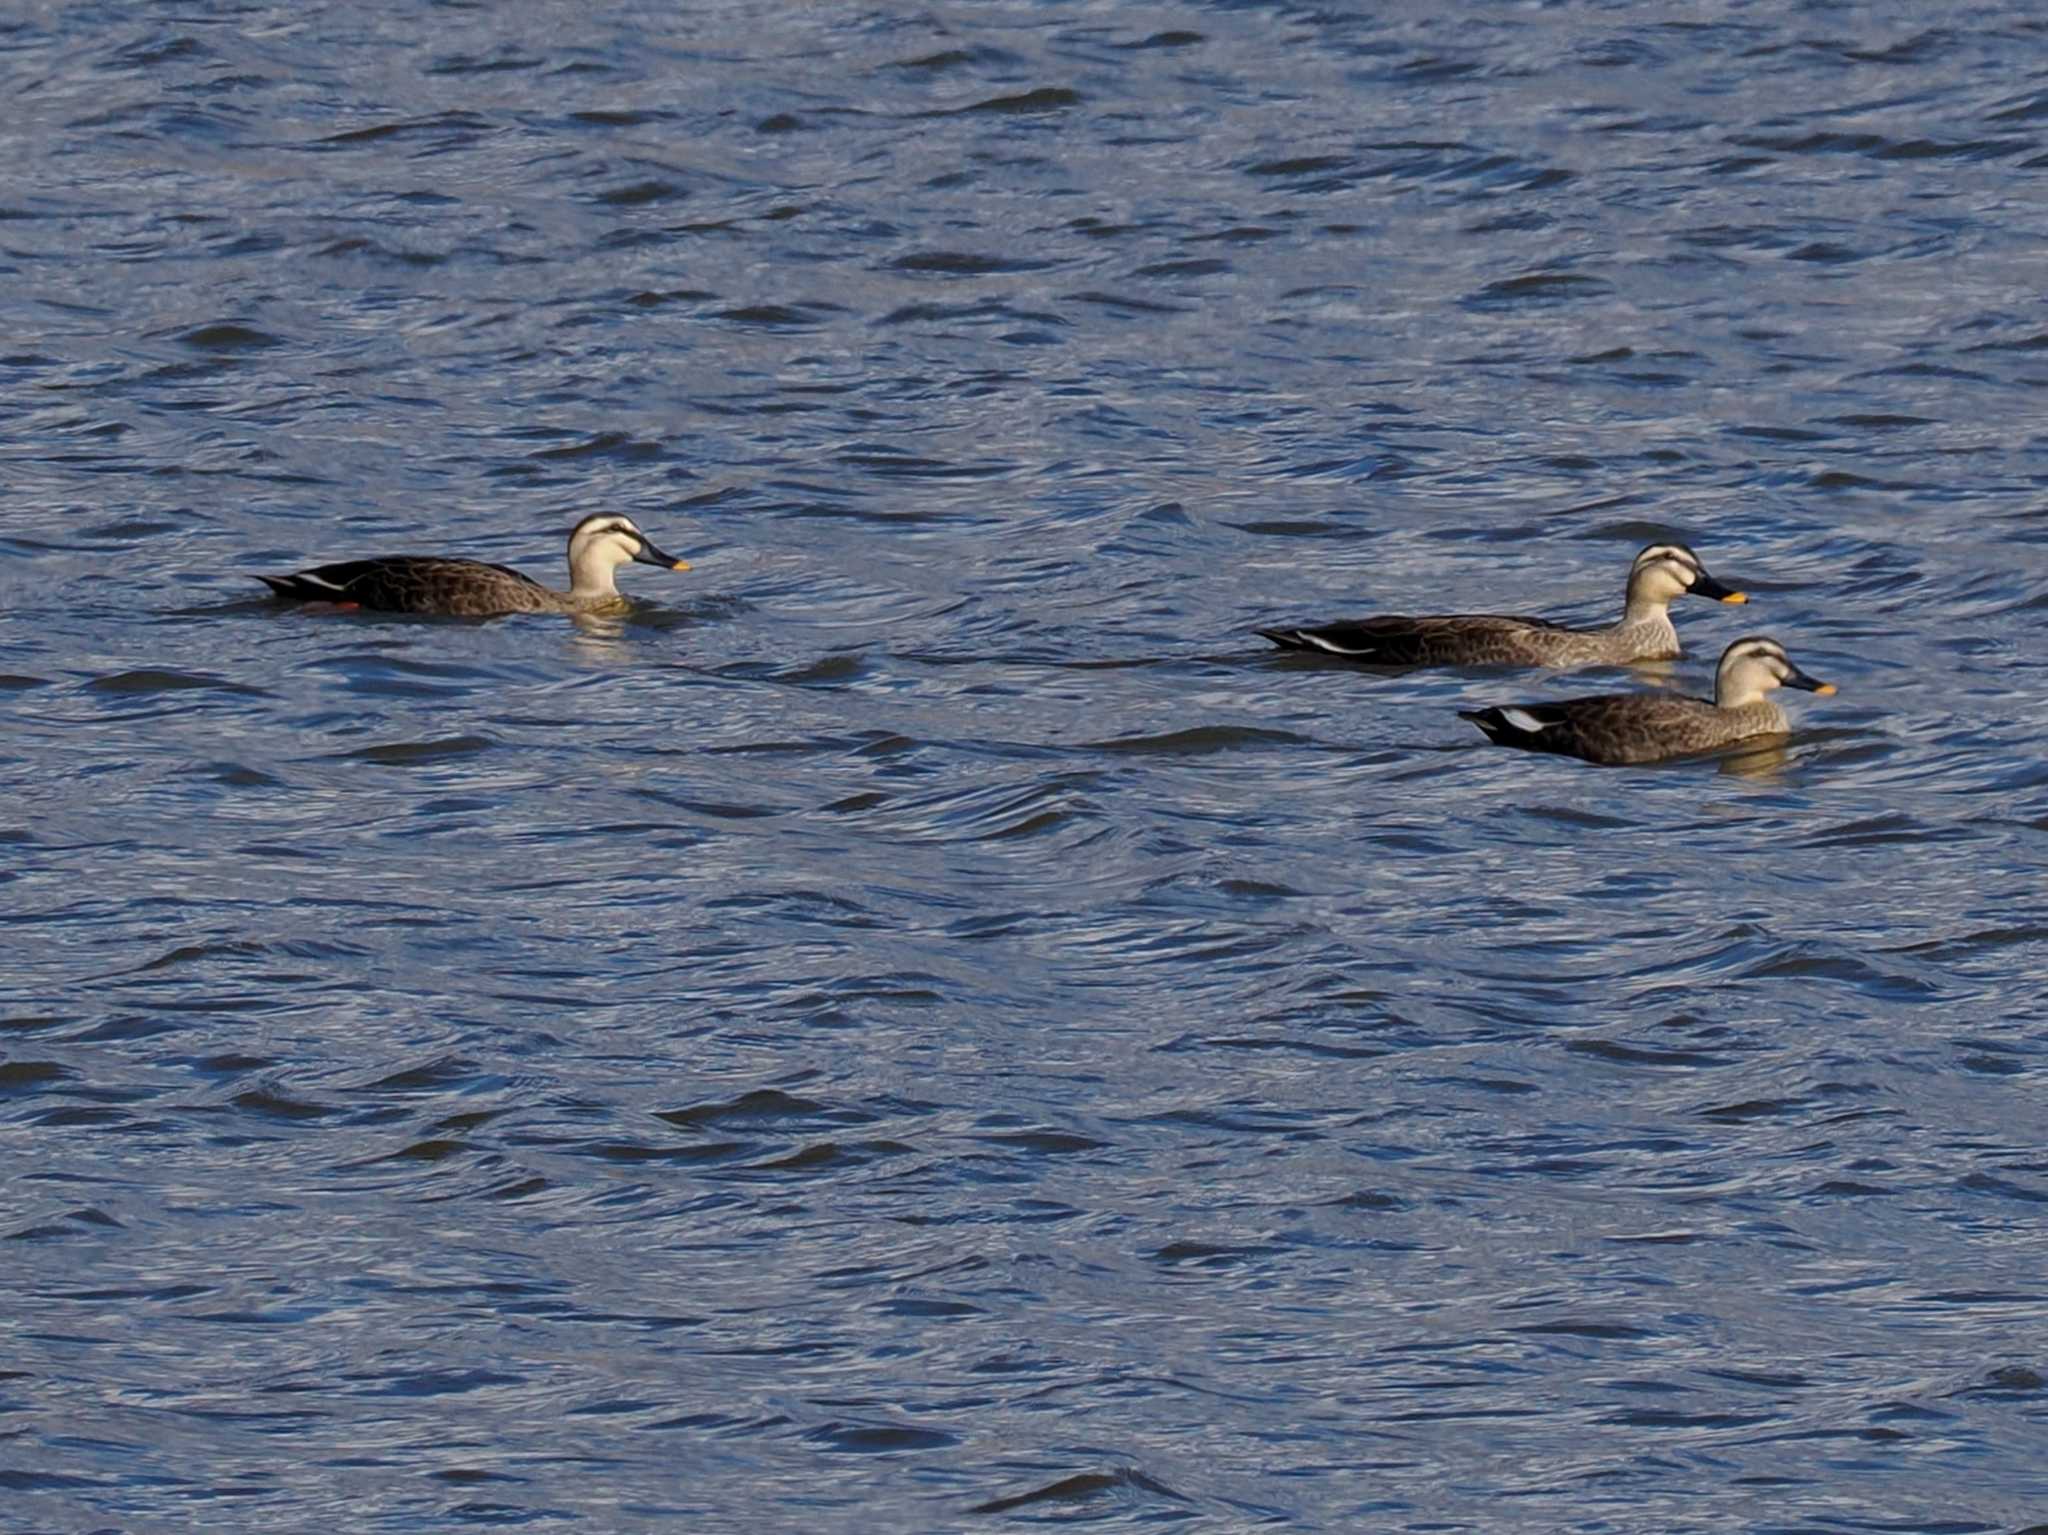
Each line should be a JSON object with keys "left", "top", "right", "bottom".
{"left": 1783, "top": 665, "right": 1835, "bottom": 695}
{"left": 632, "top": 538, "right": 690, "bottom": 572}
{"left": 1690, "top": 573, "right": 1748, "bottom": 604}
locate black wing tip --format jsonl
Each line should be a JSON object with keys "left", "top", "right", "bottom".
{"left": 1463, "top": 706, "right": 1553, "bottom": 748}
{"left": 257, "top": 570, "right": 353, "bottom": 602}
{"left": 1258, "top": 625, "right": 1403, "bottom": 661}
{"left": 1459, "top": 707, "right": 1507, "bottom": 739}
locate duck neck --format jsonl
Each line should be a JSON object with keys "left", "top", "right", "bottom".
{"left": 1714, "top": 671, "right": 1771, "bottom": 711}
{"left": 1612, "top": 598, "right": 1676, "bottom": 647}
{"left": 1722, "top": 697, "right": 1789, "bottom": 733}
{"left": 1620, "top": 589, "right": 1672, "bottom": 626}
{"left": 567, "top": 556, "right": 623, "bottom": 600}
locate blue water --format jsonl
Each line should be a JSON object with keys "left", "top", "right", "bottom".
{"left": 4, "top": 4, "right": 2047, "bottom": 1530}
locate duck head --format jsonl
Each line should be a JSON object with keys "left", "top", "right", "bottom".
{"left": 1624, "top": 542, "right": 1747, "bottom": 619}
{"left": 1714, "top": 635, "right": 1835, "bottom": 708}
{"left": 566, "top": 513, "right": 690, "bottom": 596}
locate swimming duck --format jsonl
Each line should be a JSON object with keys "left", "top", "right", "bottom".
{"left": 255, "top": 513, "right": 690, "bottom": 616}
{"left": 1258, "top": 542, "right": 1747, "bottom": 667}
{"left": 1460, "top": 635, "right": 1835, "bottom": 765}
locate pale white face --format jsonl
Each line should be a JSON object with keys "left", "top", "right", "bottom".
{"left": 1716, "top": 637, "right": 1835, "bottom": 706}
{"left": 1625, "top": 542, "right": 1746, "bottom": 613}
{"left": 1628, "top": 543, "right": 1705, "bottom": 605}
{"left": 562, "top": 514, "right": 688, "bottom": 595}
{"left": 569, "top": 515, "right": 649, "bottom": 575}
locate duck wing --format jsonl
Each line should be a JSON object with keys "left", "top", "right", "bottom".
{"left": 1260, "top": 613, "right": 1568, "bottom": 665}
{"left": 1458, "top": 699, "right": 1578, "bottom": 753}
{"left": 1462, "top": 693, "right": 1717, "bottom": 765}
{"left": 256, "top": 556, "right": 546, "bottom": 614}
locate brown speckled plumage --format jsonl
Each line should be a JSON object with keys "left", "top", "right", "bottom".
{"left": 260, "top": 557, "right": 573, "bottom": 616}
{"left": 1461, "top": 636, "right": 1836, "bottom": 765}
{"left": 257, "top": 513, "right": 689, "bottom": 617}
{"left": 1259, "top": 542, "right": 1747, "bottom": 668}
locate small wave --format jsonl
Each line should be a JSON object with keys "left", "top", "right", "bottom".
{"left": 1085, "top": 726, "right": 1308, "bottom": 754}
{"left": 86, "top": 669, "right": 262, "bottom": 697}
{"left": 952, "top": 86, "right": 1081, "bottom": 115}
{"left": 333, "top": 735, "right": 496, "bottom": 765}
{"left": 1464, "top": 271, "right": 1613, "bottom": 309}
{"left": 972, "top": 1468, "right": 1189, "bottom": 1516}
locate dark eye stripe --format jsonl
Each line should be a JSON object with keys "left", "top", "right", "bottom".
{"left": 1640, "top": 545, "right": 1698, "bottom": 570}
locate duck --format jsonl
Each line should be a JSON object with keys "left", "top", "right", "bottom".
{"left": 1460, "top": 635, "right": 1835, "bottom": 765}
{"left": 1258, "top": 542, "right": 1747, "bottom": 667}
{"left": 255, "top": 513, "right": 690, "bottom": 616}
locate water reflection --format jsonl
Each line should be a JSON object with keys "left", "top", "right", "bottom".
{"left": 1716, "top": 737, "right": 1794, "bottom": 780}
{"left": 567, "top": 606, "right": 631, "bottom": 656}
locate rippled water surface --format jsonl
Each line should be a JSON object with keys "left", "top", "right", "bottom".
{"left": 5, "top": 2, "right": 2048, "bottom": 1529}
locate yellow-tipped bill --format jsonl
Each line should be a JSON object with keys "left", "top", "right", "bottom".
{"left": 1689, "top": 570, "right": 1746, "bottom": 605}
{"left": 1783, "top": 669, "right": 1835, "bottom": 696}
{"left": 630, "top": 535, "right": 690, "bottom": 573}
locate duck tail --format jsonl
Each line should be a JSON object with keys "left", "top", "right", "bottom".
{"left": 1257, "top": 627, "right": 1311, "bottom": 651}
{"left": 1258, "top": 624, "right": 1392, "bottom": 658}
{"left": 1461, "top": 704, "right": 1565, "bottom": 749}
{"left": 1459, "top": 707, "right": 1511, "bottom": 743}
{"left": 255, "top": 570, "right": 347, "bottom": 601}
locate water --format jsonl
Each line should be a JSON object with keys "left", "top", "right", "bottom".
{"left": 4, "top": 3, "right": 2047, "bottom": 1529}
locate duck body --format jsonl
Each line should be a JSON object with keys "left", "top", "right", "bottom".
{"left": 1461, "top": 636, "right": 1835, "bottom": 765}
{"left": 256, "top": 513, "right": 689, "bottom": 617}
{"left": 1460, "top": 693, "right": 1795, "bottom": 765}
{"left": 1259, "top": 610, "right": 1681, "bottom": 667}
{"left": 259, "top": 557, "right": 571, "bottom": 616}
{"left": 1259, "top": 543, "right": 1745, "bottom": 667}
